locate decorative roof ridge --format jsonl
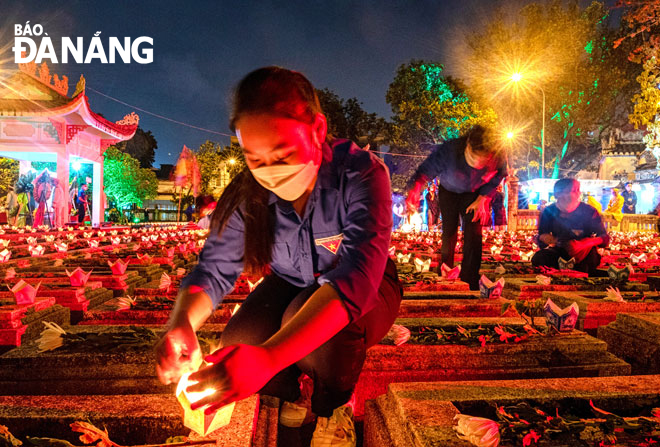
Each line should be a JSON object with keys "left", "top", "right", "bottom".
{"left": 81, "top": 95, "right": 139, "bottom": 138}
{"left": 17, "top": 55, "right": 69, "bottom": 97}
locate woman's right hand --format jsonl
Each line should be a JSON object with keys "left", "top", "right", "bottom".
{"left": 155, "top": 318, "right": 203, "bottom": 385}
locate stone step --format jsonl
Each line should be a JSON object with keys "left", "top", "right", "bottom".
{"left": 0, "top": 325, "right": 221, "bottom": 395}
{"left": 80, "top": 299, "right": 241, "bottom": 325}
{"left": 364, "top": 374, "right": 660, "bottom": 447}
{"left": 354, "top": 316, "right": 630, "bottom": 417}
{"left": 598, "top": 312, "right": 660, "bottom": 374}
{"left": 504, "top": 276, "right": 649, "bottom": 300}
{"left": 0, "top": 394, "right": 259, "bottom": 447}
{"left": 543, "top": 290, "right": 660, "bottom": 332}
{"left": 79, "top": 297, "right": 511, "bottom": 327}
{"left": 0, "top": 301, "right": 69, "bottom": 350}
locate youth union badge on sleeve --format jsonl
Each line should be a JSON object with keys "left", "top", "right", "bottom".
{"left": 315, "top": 233, "right": 344, "bottom": 255}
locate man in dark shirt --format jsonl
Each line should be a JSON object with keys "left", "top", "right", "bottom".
{"left": 622, "top": 182, "right": 637, "bottom": 214}
{"left": 532, "top": 178, "right": 609, "bottom": 275}
{"left": 77, "top": 183, "right": 88, "bottom": 225}
{"left": 406, "top": 125, "right": 508, "bottom": 289}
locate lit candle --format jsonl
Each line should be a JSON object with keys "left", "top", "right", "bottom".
{"left": 176, "top": 371, "right": 235, "bottom": 436}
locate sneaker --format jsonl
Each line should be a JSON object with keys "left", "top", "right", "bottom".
{"left": 310, "top": 403, "right": 356, "bottom": 447}
{"left": 279, "top": 375, "right": 314, "bottom": 427}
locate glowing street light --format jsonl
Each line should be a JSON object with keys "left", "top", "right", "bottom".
{"left": 228, "top": 158, "right": 236, "bottom": 165}
{"left": 510, "top": 73, "right": 546, "bottom": 179}
{"left": 506, "top": 131, "right": 515, "bottom": 140}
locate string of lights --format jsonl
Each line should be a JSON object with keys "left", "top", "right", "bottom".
{"left": 86, "top": 87, "right": 432, "bottom": 159}
{"left": 86, "top": 87, "right": 235, "bottom": 138}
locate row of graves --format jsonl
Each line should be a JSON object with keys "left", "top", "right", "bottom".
{"left": 0, "top": 226, "right": 659, "bottom": 446}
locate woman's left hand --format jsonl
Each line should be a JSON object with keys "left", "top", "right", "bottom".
{"left": 186, "top": 344, "right": 278, "bottom": 414}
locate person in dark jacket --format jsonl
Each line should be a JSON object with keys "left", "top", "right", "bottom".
{"left": 405, "top": 125, "right": 508, "bottom": 289}
{"left": 155, "top": 67, "right": 401, "bottom": 447}
{"left": 622, "top": 182, "right": 637, "bottom": 214}
{"left": 490, "top": 184, "right": 507, "bottom": 231}
{"left": 77, "top": 183, "right": 88, "bottom": 225}
{"left": 531, "top": 178, "right": 609, "bottom": 275}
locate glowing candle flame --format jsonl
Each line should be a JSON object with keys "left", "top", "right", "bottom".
{"left": 176, "top": 372, "right": 217, "bottom": 404}
{"left": 176, "top": 370, "right": 235, "bottom": 435}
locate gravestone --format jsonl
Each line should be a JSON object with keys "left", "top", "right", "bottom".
{"left": 598, "top": 312, "right": 660, "bottom": 374}
{"left": 365, "top": 374, "right": 660, "bottom": 447}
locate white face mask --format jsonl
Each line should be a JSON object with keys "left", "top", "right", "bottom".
{"left": 250, "top": 148, "right": 322, "bottom": 201}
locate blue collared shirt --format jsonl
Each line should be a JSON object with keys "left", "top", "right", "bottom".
{"left": 181, "top": 139, "right": 393, "bottom": 322}
{"left": 413, "top": 137, "right": 507, "bottom": 198}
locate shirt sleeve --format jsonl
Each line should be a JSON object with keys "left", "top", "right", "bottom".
{"left": 588, "top": 207, "right": 610, "bottom": 248}
{"left": 477, "top": 154, "right": 508, "bottom": 198}
{"left": 180, "top": 208, "right": 246, "bottom": 308}
{"left": 408, "top": 142, "right": 449, "bottom": 187}
{"left": 537, "top": 207, "right": 554, "bottom": 249}
{"left": 318, "top": 155, "right": 393, "bottom": 322}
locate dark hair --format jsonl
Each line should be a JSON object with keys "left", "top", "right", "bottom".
{"left": 229, "top": 66, "right": 323, "bottom": 132}
{"left": 554, "top": 178, "right": 579, "bottom": 196}
{"left": 466, "top": 125, "right": 502, "bottom": 155}
{"left": 211, "top": 67, "right": 324, "bottom": 276}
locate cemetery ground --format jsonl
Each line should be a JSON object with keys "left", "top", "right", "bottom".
{"left": 0, "top": 226, "right": 659, "bottom": 446}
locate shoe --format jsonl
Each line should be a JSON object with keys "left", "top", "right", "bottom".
{"left": 279, "top": 375, "right": 314, "bottom": 427}
{"left": 310, "top": 403, "right": 356, "bottom": 447}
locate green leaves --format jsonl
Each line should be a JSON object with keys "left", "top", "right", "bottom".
{"left": 495, "top": 399, "right": 660, "bottom": 446}
{"left": 25, "top": 438, "right": 74, "bottom": 447}
{"left": 103, "top": 147, "right": 158, "bottom": 211}
{"left": 381, "top": 324, "right": 538, "bottom": 347}
{"left": 49, "top": 326, "right": 158, "bottom": 353}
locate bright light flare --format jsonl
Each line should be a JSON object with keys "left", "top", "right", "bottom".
{"left": 506, "top": 131, "right": 515, "bottom": 139}
{"left": 511, "top": 72, "right": 523, "bottom": 82}
{"left": 176, "top": 372, "right": 217, "bottom": 405}
{"left": 176, "top": 370, "right": 235, "bottom": 436}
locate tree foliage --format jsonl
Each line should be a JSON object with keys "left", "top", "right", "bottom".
{"left": 463, "top": 1, "right": 639, "bottom": 179}
{"left": 103, "top": 146, "right": 158, "bottom": 209}
{"left": 316, "top": 88, "right": 389, "bottom": 147}
{"left": 115, "top": 127, "right": 158, "bottom": 169}
{"left": 615, "top": 0, "right": 660, "bottom": 148}
{"left": 385, "top": 60, "right": 496, "bottom": 190}
{"left": 0, "top": 158, "right": 19, "bottom": 200}
{"left": 195, "top": 140, "right": 245, "bottom": 195}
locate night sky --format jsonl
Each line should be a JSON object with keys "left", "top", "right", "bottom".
{"left": 0, "top": 0, "right": 617, "bottom": 167}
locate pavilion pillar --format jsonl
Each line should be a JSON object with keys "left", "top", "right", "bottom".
{"left": 19, "top": 160, "right": 31, "bottom": 176}
{"left": 507, "top": 176, "right": 519, "bottom": 232}
{"left": 92, "top": 161, "right": 104, "bottom": 227}
{"left": 56, "top": 151, "right": 70, "bottom": 224}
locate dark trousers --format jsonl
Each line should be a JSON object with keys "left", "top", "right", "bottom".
{"left": 436, "top": 185, "right": 482, "bottom": 290}
{"left": 220, "top": 258, "right": 402, "bottom": 417}
{"left": 531, "top": 246, "right": 601, "bottom": 276}
{"left": 77, "top": 202, "right": 86, "bottom": 224}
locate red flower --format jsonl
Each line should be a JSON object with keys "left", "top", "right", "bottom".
{"left": 522, "top": 430, "right": 540, "bottom": 446}
{"left": 494, "top": 325, "right": 516, "bottom": 343}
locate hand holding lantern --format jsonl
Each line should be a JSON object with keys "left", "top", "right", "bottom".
{"left": 187, "top": 343, "right": 278, "bottom": 414}
{"left": 155, "top": 318, "right": 203, "bottom": 385}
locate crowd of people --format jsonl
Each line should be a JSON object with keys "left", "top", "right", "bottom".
{"left": 4, "top": 171, "right": 91, "bottom": 228}
{"left": 0, "top": 66, "right": 626, "bottom": 447}
{"left": 150, "top": 66, "right": 629, "bottom": 447}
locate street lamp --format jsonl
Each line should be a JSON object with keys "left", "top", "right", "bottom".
{"left": 511, "top": 73, "right": 546, "bottom": 178}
